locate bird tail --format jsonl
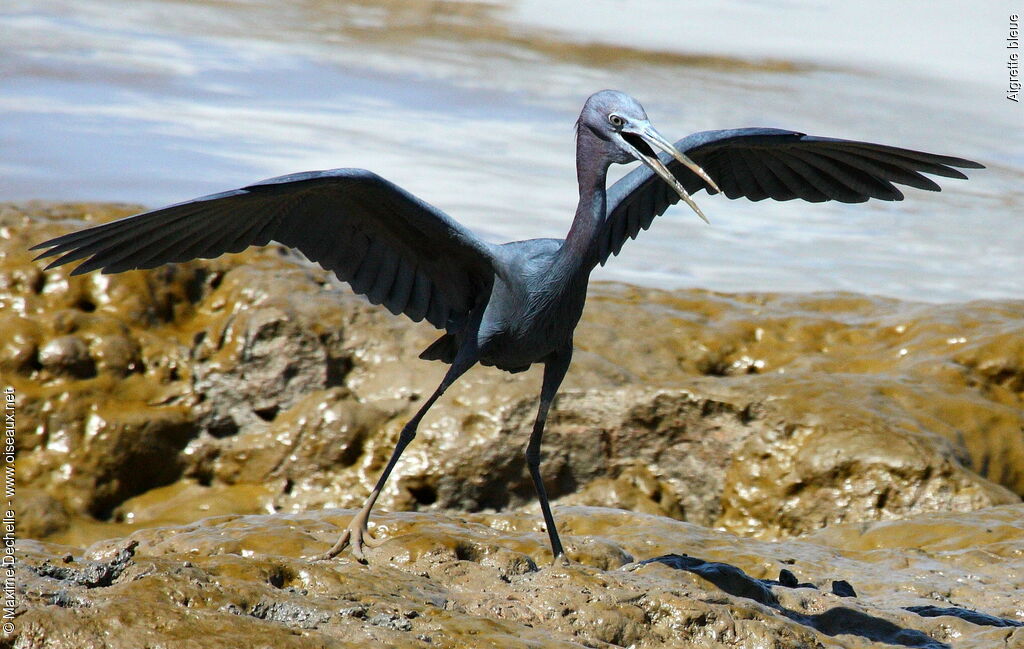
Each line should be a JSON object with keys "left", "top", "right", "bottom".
{"left": 418, "top": 333, "right": 458, "bottom": 363}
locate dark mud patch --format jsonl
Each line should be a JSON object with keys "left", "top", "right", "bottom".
{"left": 29, "top": 540, "right": 138, "bottom": 589}
{"left": 637, "top": 553, "right": 1020, "bottom": 649}
{"left": 906, "top": 605, "right": 1024, "bottom": 628}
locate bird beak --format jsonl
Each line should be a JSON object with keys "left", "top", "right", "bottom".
{"left": 621, "top": 123, "right": 720, "bottom": 224}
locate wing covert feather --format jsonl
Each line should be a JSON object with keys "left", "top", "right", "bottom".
{"left": 599, "top": 129, "right": 983, "bottom": 267}
{"left": 33, "top": 169, "right": 497, "bottom": 331}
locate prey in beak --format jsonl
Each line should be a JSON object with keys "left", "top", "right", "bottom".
{"left": 619, "top": 123, "right": 720, "bottom": 223}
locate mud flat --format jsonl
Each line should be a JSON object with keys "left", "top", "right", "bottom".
{"left": 13, "top": 507, "right": 1024, "bottom": 649}
{"left": 4, "top": 203, "right": 1023, "bottom": 647}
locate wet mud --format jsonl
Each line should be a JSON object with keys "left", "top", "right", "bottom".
{"left": 13, "top": 506, "right": 1024, "bottom": 649}
{"left": 4, "top": 203, "right": 1023, "bottom": 647}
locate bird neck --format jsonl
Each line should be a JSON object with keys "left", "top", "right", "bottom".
{"left": 558, "top": 128, "right": 611, "bottom": 278}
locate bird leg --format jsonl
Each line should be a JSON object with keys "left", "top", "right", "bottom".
{"left": 526, "top": 348, "right": 573, "bottom": 564}
{"left": 315, "top": 354, "right": 475, "bottom": 562}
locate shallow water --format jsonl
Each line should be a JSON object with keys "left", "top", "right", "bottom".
{"left": 2, "top": 0, "right": 1022, "bottom": 301}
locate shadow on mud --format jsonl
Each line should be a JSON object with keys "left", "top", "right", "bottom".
{"left": 636, "top": 554, "right": 1022, "bottom": 649}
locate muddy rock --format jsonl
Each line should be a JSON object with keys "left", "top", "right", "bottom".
{"left": 3, "top": 202, "right": 1022, "bottom": 548}
{"left": 577, "top": 286, "right": 1024, "bottom": 495}
{"left": 6, "top": 202, "right": 1024, "bottom": 648}
{"left": 12, "top": 506, "right": 1024, "bottom": 649}
{"left": 1, "top": 202, "right": 379, "bottom": 534}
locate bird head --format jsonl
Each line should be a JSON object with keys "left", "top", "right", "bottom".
{"left": 577, "top": 90, "right": 720, "bottom": 223}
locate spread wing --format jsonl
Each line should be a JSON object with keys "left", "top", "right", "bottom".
{"left": 32, "top": 169, "right": 498, "bottom": 331}
{"left": 598, "top": 128, "right": 985, "bottom": 265}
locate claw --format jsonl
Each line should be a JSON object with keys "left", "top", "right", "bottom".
{"left": 311, "top": 515, "right": 387, "bottom": 562}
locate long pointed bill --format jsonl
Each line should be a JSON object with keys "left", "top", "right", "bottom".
{"left": 641, "top": 127, "right": 721, "bottom": 194}
{"left": 621, "top": 124, "right": 720, "bottom": 224}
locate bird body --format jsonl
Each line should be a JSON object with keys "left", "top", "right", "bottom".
{"left": 476, "top": 240, "right": 587, "bottom": 367}
{"left": 469, "top": 118, "right": 632, "bottom": 372}
{"left": 32, "top": 90, "right": 983, "bottom": 564}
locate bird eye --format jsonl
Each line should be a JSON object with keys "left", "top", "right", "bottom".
{"left": 608, "top": 114, "right": 624, "bottom": 127}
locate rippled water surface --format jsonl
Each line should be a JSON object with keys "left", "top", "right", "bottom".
{"left": 2, "top": 0, "right": 1022, "bottom": 301}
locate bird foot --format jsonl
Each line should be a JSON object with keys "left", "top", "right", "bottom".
{"left": 312, "top": 515, "right": 387, "bottom": 563}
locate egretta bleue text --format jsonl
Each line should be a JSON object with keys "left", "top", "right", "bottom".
{"left": 33, "top": 90, "right": 983, "bottom": 563}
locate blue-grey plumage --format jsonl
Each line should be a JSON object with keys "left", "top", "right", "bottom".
{"left": 31, "top": 90, "right": 984, "bottom": 564}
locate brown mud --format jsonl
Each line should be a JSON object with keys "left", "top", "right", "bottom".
{"left": 13, "top": 506, "right": 1024, "bottom": 649}
{"left": 4, "top": 202, "right": 1023, "bottom": 647}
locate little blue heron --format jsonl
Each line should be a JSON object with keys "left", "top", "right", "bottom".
{"left": 33, "top": 90, "right": 983, "bottom": 563}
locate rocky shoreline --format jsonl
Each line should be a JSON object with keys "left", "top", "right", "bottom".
{"left": 4, "top": 202, "right": 1023, "bottom": 648}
